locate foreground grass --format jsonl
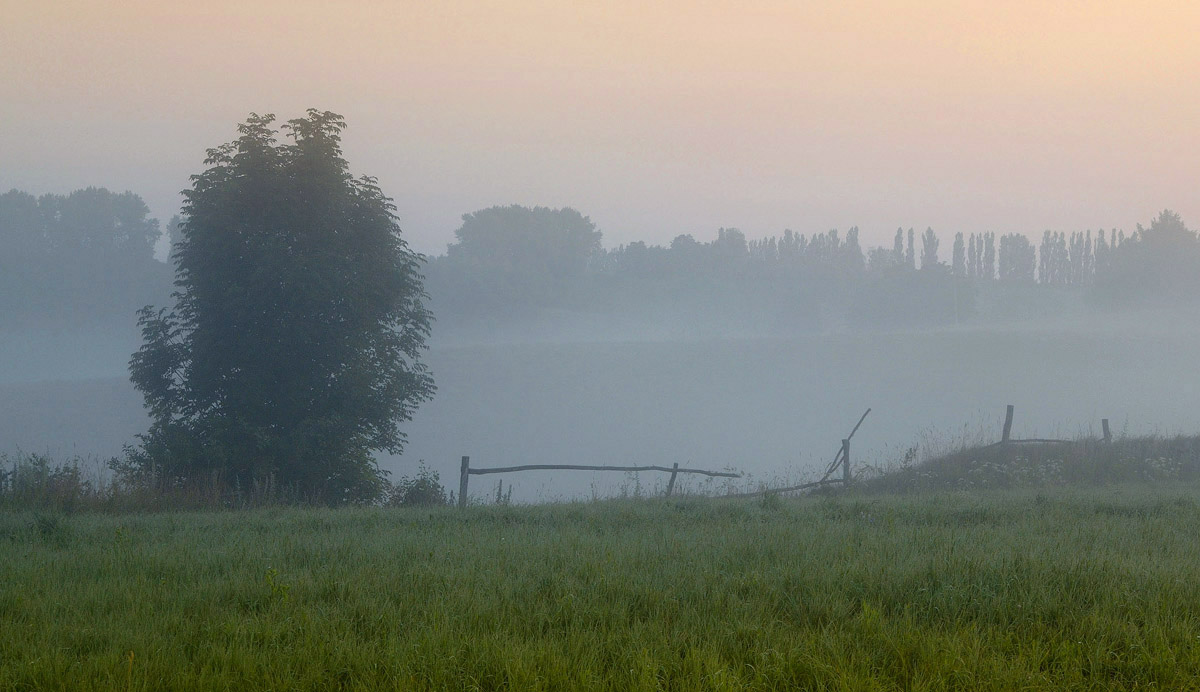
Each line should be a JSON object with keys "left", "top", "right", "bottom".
{"left": 3, "top": 486, "right": 1200, "bottom": 690}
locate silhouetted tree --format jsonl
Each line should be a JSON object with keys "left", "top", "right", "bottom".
{"left": 843, "top": 226, "right": 865, "bottom": 272}
{"left": 1038, "top": 231, "right": 1052, "bottom": 284}
{"left": 1095, "top": 210, "right": 1200, "bottom": 304}
{"left": 998, "top": 233, "right": 1036, "bottom": 283}
{"left": 429, "top": 205, "right": 602, "bottom": 314}
{"left": 126, "top": 110, "right": 434, "bottom": 503}
{"left": 712, "top": 227, "right": 749, "bottom": 261}
{"left": 920, "top": 227, "right": 939, "bottom": 270}
{"left": 982, "top": 232, "right": 996, "bottom": 280}
{"left": 1094, "top": 228, "right": 1111, "bottom": 276}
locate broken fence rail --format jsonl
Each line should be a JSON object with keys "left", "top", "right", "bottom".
{"left": 721, "top": 477, "right": 845, "bottom": 499}
{"left": 457, "top": 457, "right": 741, "bottom": 507}
{"left": 993, "top": 405, "right": 1113, "bottom": 447}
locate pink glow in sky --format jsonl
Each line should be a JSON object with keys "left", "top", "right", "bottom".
{"left": 2, "top": 0, "right": 1198, "bottom": 253}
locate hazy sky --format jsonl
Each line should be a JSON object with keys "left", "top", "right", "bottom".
{"left": 3, "top": 0, "right": 1198, "bottom": 254}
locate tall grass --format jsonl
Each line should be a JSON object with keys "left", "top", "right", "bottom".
{"left": 3, "top": 485, "right": 1200, "bottom": 689}
{"left": 0, "top": 451, "right": 453, "bottom": 512}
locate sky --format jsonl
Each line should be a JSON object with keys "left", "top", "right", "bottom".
{"left": 2, "top": 0, "right": 1198, "bottom": 255}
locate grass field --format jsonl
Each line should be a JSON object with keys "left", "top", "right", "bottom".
{"left": 4, "top": 484, "right": 1200, "bottom": 690}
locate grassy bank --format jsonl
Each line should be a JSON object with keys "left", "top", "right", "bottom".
{"left": 858, "top": 435, "right": 1200, "bottom": 494}
{"left": 4, "top": 485, "right": 1200, "bottom": 690}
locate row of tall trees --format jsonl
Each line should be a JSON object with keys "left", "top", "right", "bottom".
{"left": 427, "top": 207, "right": 1199, "bottom": 331}
{"left": 908, "top": 228, "right": 1124, "bottom": 286}
{"left": 6, "top": 190, "right": 1194, "bottom": 339}
{"left": 602, "top": 222, "right": 1159, "bottom": 288}
{"left": 6, "top": 188, "right": 1190, "bottom": 334}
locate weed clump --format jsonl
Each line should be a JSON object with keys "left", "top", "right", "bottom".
{"left": 386, "top": 463, "right": 448, "bottom": 507}
{"left": 0, "top": 453, "right": 95, "bottom": 513}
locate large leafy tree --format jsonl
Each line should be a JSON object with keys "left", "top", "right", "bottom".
{"left": 128, "top": 110, "right": 434, "bottom": 503}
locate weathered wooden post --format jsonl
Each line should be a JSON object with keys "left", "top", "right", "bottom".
{"left": 1002, "top": 405, "right": 1014, "bottom": 443}
{"left": 842, "top": 439, "right": 851, "bottom": 484}
{"left": 458, "top": 456, "right": 469, "bottom": 508}
{"left": 665, "top": 462, "right": 680, "bottom": 497}
{"left": 1102, "top": 419, "right": 1112, "bottom": 443}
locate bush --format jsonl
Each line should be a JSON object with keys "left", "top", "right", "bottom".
{"left": 387, "top": 463, "right": 448, "bottom": 507}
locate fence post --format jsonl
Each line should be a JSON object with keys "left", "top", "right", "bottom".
{"left": 1002, "top": 405, "right": 1014, "bottom": 443}
{"left": 842, "top": 439, "right": 851, "bottom": 484}
{"left": 458, "top": 456, "right": 469, "bottom": 508}
{"left": 1102, "top": 419, "right": 1111, "bottom": 443}
{"left": 665, "top": 462, "right": 679, "bottom": 497}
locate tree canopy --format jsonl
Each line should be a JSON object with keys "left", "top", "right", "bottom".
{"left": 127, "top": 110, "right": 435, "bottom": 503}
{"left": 428, "top": 205, "right": 602, "bottom": 315}
{"left": 0, "top": 187, "right": 170, "bottom": 324}
{"left": 1095, "top": 210, "right": 1200, "bottom": 304}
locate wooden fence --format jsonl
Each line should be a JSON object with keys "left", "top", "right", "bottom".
{"left": 456, "top": 408, "right": 873, "bottom": 506}
{"left": 456, "top": 458, "right": 740, "bottom": 507}
{"left": 452, "top": 405, "right": 1118, "bottom": 506}
{"left": 989, "top": 404, "right": 1113, "bottom": 448}
{"left": 725, "top": 408, "right": 871, "bottom": 498}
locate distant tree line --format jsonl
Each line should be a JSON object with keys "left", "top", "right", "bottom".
{"left": 0, "top": 187, "right": 172, "bottom": 326}
{"left": 3, "top": 186, "right": 1196, "bottom": 334}
{"left": 427, "top": 206, "right": 1199, "bottom": 332}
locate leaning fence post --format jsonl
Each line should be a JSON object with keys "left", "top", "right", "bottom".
{"left": 1002, "top": 405, "right": 1015, "bottom": 443}
{"left": 1102, "top": 419, "right": 1112, "bottom": 443}
{"left": 458, "top": 456, "right": 470, "bottom": 508}
{"left": 665, "top": 462, "right": 680, "bottom": 497}
{"left": 842, "top": 439, "right": 851, "bottom": 484}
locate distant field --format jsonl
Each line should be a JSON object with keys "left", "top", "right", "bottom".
{"left": 4, "top": 485, "right": 1200, "bottom": 689}
{"left": 359, "top": 324, "right": 1200, "bottom": 500}
{"left": 8, "top": 325, "right": 1199, "bottom": 502}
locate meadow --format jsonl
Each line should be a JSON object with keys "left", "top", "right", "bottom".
{"left": 4, "top": 482, "right": 1200, "bottom": 690}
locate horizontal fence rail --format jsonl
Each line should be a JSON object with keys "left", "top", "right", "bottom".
{"left": 985, "top": 438, "right": 1073, "bottom": 448}
{"left": 457, "top": 457, "right": 740, "bottom": 506}
{"left": 994, "top": 406, "right": 1112, "bottom": 447}
{"left": 721, "top": 478, "right": 845, "bottom": 499}
{"left": 467, "top": 464, "right": 739, "bottom": 478}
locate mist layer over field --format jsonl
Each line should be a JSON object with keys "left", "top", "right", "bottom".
{"left": 4, "top": 319, "right": 1197, "bottom": 502}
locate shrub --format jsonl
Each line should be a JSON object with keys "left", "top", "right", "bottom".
{"left": 387, "top": 463, "right": 448, "bottom": 507}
